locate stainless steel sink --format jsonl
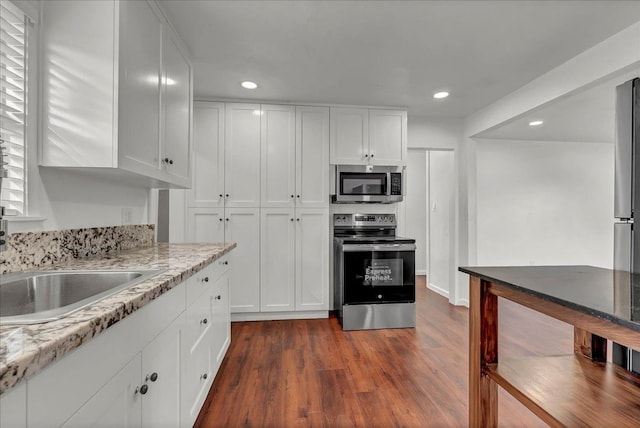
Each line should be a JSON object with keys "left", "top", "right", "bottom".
{"left": 0, "top": 269, "right": 163, "bottom": 325}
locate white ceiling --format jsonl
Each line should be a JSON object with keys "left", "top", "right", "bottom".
{"left": 476, "top": 67, "right": 640, "bottom": 143}
{"left": 159, "top": 1, "right": 640, "bottom": 118}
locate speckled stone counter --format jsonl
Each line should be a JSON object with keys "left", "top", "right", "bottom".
{"left": 1, "top": 224, "right": 156, "bottom": 274}
{"left": 0, "top": 242, "right": 236, "bottom": 395}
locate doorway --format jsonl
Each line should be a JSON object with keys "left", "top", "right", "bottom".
{"left": 405, "top": 148, "right": 455, "bottom": 299}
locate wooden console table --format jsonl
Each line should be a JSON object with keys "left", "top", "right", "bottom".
{"left": 459, "top": 265, "right": 640, "bottom": 427}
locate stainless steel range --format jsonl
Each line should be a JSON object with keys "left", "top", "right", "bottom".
{"left": 333, "top": 213, "right": 416, "bottom": 330}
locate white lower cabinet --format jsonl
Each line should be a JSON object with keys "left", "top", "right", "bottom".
{"left": 186, "top": 208, "right": 225, "bottom": 243}
{"left": 140, "top": 321, "right": 181, "bottom": 428}
{"left": 0, "top": 381, "right": 26, "bottom": 428}
{"left": 181, "top": 268, "right": 231, "bottom": 427}
{"left": 260, "top": 208, "right": 296, "bottom": 312}
{"left": 211, "top": 273, "right": 231, "bottom": 367}
{"left": 15, "top": 258, "right": 231, "bottom": 428}
{"left": 225, "top": 208, "right": 261, "bottom": 313}
{"left": 64, "top": 320, "right": 182, "bottom": 428}
{"left": 62, "top": 356, "right": 142, "bottom": 428}
{"left": 260, "top": 208, "right": 329, "bottom": 313}
{"left": 295, "top": 209, "right": 330, "bottom": 311}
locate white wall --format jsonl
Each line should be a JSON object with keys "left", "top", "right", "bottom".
{"left": 408, "top": 116, "right": 461, "bottom": 150}
{"left": 476, "top": 139, "right": 613, "bottom": 268}
{"left": 31, "top": 168, "right": 150, "bottom": 231}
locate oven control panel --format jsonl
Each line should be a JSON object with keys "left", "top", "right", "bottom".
{"left": 333, "top": 213, "right": 396, "bottom": 228}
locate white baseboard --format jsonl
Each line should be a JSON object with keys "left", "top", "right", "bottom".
{"left": 455, "top": 298, "right": 469, "bottom": 308}
{"left": 427, "top": 282, "right": 449, "bottom": 298}
{"left": 415, "top": 269, "right": 427, "bottom": 275}
{"left": 231, "top": 310, "right": 329, "bottom": 322}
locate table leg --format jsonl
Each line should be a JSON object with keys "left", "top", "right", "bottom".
{"left": 574, "top": 327, "right": 607, "bottom": 362}
{"left": 469, "top": 277, "right": 498, "bottom": 427}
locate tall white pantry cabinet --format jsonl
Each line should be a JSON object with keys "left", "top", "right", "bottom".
{"left": 178, "top": 102, "right": 330, "bottom": 320}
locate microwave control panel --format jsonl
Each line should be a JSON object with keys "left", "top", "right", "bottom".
{"left": 390, "top": 173, "right": 402, "bottom": 195}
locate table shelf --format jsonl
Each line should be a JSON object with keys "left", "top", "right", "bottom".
{"left": 488, "top": 355, "right": 640, "bottom": 427}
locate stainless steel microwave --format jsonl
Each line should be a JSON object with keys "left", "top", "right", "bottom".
{"left": 332, "top": 165, "right": 404, "bottom": 203}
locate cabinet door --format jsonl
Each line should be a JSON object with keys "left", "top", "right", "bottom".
{"left": 189, "top": 102, "right": 225, "bottom": 208}
{"left": 296, "top": 209, "right": 329, "bottom": 311}
{"left": 186, "top": 208, "right": 225, "bottom": 243}
{"left": 260, "top": 208, "right": 295, "bottom": 312}
{"left": 162, "top": 29, "right": 191, "bottom": 185}
{"left": 140, "top": 321, "right": 181, "bottom": 428}
{"left": 225, "top": 104, "right": 261, "bottom": 207}
{"left": 226, "top": 208, "right": 261, "bottom": 312}
{"left": 261, "top": 105, "right": 296, "bottom": 207}
{"left": 296, "top": 106, "right": 329, "bottom": 208}
{"left": 211, "top": 272, "right": 231, "bottom": 368}
{"left": 118, "top": 0, "right": 163, "bottom": 175}
{"left": 329, "top": 107, "right": 369, "bottom": 165}
{"left": 0, "top": 381, "right": 26, "bottom": 428}
{"left": 62, "top": 356, "right": 142, "bottom": 428}
{"left": 369, "top": 109, "right": 407, "bottom": 166}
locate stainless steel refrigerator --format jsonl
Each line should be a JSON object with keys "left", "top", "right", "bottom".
{"left": 613, "top": 77, "right": 640, "bottom": 374}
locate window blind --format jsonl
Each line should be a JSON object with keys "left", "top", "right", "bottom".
{"left": 0, "top": 0, "right": 27, "bottom": 215}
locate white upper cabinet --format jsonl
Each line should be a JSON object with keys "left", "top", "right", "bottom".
{"left": 369, "top": 109, "right": 407, "bottom": 166}
{"left": 330, "top": 108, "right": 369, "bottom": 165}
{"left": 40, "top": 0, "right": 192, "bottom": 188}
{"left": 161, "top": 29, "right": 192, "bottom": 184}
{"left": 189, "top": 102, "right": 225, "bottom": 208}
{"left": 224, "top": 104, "right": 261, "bottom": 207}
{"left": 261, "top": 105, "right": 296, "bottom": 207}
{"left": 117, "top": 0, "right": 163, "bottom": 177}
{"left": 296, "top": 106, "right": 330, "bottom": 208}
{"left": 330, "top": 107, "right": 407, "bottom": 166}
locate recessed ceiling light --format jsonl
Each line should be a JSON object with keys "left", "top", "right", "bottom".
{"left": 433, "top": 91, "right": 449, "bottom": 99}
{"left": 529, "top": 120, "right": 544, "bottom": 126}
{"left": 241, "top": 81, "right": 258, "bottom": 89}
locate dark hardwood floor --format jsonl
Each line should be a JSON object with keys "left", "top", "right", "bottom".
{"left": 195, "top": 276, "right": 573, "bottom": 427}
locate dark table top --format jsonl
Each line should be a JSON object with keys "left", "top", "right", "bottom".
{"left": 459, "top": 265, "right": 640, "bottom": 333}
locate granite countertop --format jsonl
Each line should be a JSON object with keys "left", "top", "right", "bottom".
{"left": 0, "top": 242, "right": 236, "bottom": 395}
{"left": 459, "top": 265, "right": 640, "bottom": 333}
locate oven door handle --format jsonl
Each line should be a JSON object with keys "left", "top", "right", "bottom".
{"left": 341, "top": 243, "right": 416, "bottom": 252}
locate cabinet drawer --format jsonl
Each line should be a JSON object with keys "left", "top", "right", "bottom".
{"left": 182, "top": 291, "right": 213, "bottom": 352}
{"left": 186, "top": 256, "right": 228, "bottom": 306}
{"left": 181, "top": 326, "right": 213, "bottom": 425}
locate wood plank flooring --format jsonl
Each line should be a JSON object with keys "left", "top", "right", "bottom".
{"left": 195, "top": 276, "right": 574, "bottom": 427}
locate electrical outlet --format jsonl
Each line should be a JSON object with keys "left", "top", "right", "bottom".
{"left": 121, "top": 207, "right": 133, "bottom": 225}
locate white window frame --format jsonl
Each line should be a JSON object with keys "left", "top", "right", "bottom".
{"left": 0, "top": 0, "right": 38, "bottom": 220}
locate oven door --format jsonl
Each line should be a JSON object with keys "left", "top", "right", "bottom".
{"left": 341, "top": 243, "right": 415, "bottom": 304}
